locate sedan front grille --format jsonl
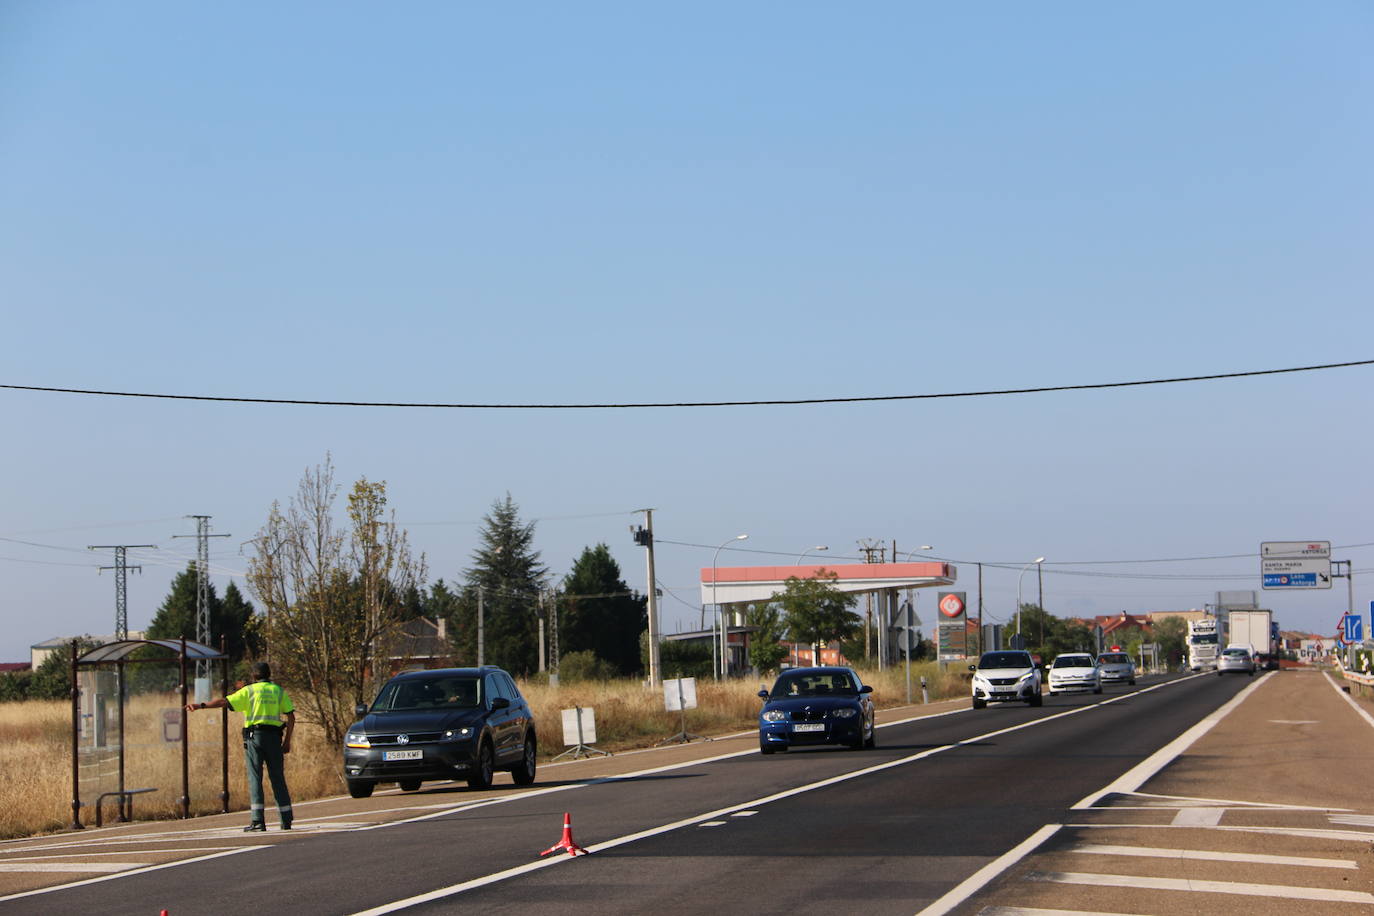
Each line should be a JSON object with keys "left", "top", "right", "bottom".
{"left": 791, "top": 708, "right": 827, "bottom": 722}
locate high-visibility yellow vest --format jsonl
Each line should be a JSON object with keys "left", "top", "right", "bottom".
{"left": 227, "top": 681, "right": 294, "bottom": 727}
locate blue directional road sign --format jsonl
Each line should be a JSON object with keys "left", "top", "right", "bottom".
{"left": 1345, "top": 614, "right": 1363, "bottom": 644}
{"left": 1263, "top": 573, "right": 1319, "bottom": 588}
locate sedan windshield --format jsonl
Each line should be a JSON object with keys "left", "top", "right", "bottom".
{"left": 978, "top": 652, "right": 1031, "bottom": 669}
{"left": 1098, "top": 654, "right": 1130, "bottom": 664}
{"left": 770, "top": 671, "right": 858, "bottom": 698}
{"left": 1053, "top": 656, "right": 1094, "bottom": 668}
{"left": 372, "top": 676, "right": 482, "bottom": 711}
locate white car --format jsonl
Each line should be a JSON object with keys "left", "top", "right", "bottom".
{"left": 1047, "top": 653, "right": 1102, "bottom": 695}
{"left": 1217, "top": 646, "right": 1256, "bottom": 676}
{"left": 1096, "top": 651, "right": 1136, "bottom": 685}
{"left": 970, "top": 650, "right": 1042, "bottom": 709}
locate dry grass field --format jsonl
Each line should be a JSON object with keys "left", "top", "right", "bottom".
{"left": 0, "top": 661, "right": 968, "bottom": 840}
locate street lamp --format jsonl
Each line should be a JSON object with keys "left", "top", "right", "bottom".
{"left": 1017, "top": 557, "right": 1046, "bottom": 648}
{"left": 796, "top": 545, "right": 828, "bottom": 565}
{"left": 903, "top": 546, "right": 934, "bottom": 562}
{"left": 713, "top": 534, "right": 748, "bottom": 679}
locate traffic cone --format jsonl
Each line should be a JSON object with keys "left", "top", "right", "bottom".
{"left": 539, "top": 812, "right": 589, "bottom": 856}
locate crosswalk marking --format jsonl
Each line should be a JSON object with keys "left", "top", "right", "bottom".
{"left": 1026, "top": 870, "right": 1374, "bottom": 904}
{"left": 1069, "top": 843, "right": 1357, "bottom": 869}
{"left": 1170, "top": 807, "right": 1222, "bottom": 826}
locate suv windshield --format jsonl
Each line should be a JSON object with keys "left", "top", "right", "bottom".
{"left": 770, "top": 671, "right": 858, "bottom": 698}
{"left": 372, "top": 675, "right": 482, "bottom": 711}
{"left": 977, "top": 652, "right": 1032, "bottom": 669}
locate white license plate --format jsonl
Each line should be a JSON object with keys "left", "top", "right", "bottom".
{"left": 792, "top": 723, "right": 825, "bottom": 733}
{"left": 383, "top": 749, "right": 422, "bottom": 761}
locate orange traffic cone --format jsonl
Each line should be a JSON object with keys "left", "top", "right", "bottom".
{"left": 539, "top": 812, "right": 589, "bottom": 856}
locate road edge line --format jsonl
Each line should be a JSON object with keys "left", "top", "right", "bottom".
{"left": 913, "top": 824, "right": 1062, "bottom": 916}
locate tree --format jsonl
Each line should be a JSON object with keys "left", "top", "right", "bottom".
{"left": 558, "top": 544, "right": 645, "bottom": 676}
{"left": 143, "top": 565, "right": 255, "bottom": 662}
{"left": 746, "top": 600, "right": 789, "bottom": 674}
{"left": 449, "top": 495, "right": 547, "bottom": 674}
{"left": 29, "top": 639, "right": 96, "bottom": 700}
{"left": 1153, "top": 616, "right": 1188, "bottom": 669}
{"left": 246, "top": 457, "right": 426, "bottom": 747}
{"left": 775, "top": 570, "right": 860, "bottom": 660}
{"left": 657, "top": 637, "right": 713, "bottom": 680}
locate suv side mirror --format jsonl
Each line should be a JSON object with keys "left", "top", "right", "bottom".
{"left": 354, "top": 703, "right": 368, "bottom": 717}
{"left": 967, "top": 665, "right": 977, "bottom": 672}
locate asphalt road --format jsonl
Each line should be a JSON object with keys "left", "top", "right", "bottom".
{"left": 4, "top": 671, "right": 1266, "bottom": 915}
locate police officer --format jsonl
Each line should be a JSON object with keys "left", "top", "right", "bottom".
{"left": 187, "top": 661, "right": 295, "bottom": 831}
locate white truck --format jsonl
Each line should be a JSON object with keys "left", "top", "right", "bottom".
{"left": 1229, "top": 609, "right": 1276, "bottom": 670}
{"left": 1187, "top": 617, "right": 1222, "bottom": 671}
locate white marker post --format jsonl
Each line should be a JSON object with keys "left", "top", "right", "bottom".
{"left": 657, "top": 677, "right": 709, "bottom": 745}
{"left": 552, "top": 706, "right": 609, "bottom": 761}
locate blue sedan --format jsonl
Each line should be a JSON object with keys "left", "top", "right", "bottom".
{"left": 757, "top": 666, "right": 876, "bottom": 754}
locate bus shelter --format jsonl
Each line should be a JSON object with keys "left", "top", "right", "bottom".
{"left": 69, "top": 638, "right": 229, "bottom": 829}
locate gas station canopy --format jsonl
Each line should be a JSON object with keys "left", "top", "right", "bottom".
{"left": 700, "top": 561, "right": 956, "bottom": 605}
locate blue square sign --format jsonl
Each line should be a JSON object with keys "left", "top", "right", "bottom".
{"left": 1344, "top": 614, "right": 1363, "bottom": 643}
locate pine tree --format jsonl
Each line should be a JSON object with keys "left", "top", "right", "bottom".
{"left": 453, "top": 495, "right": 547, "bottom": 674}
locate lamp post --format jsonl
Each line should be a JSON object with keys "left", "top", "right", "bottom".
{"left": 903, "top": 546, "right": 934, "bottom": 562}
{"left": 1016, "top": 557, "right": 1046, "bottom": 650}
{"left": 796, "top": 545, "right": 828, "bottom": 565}
{"left": 713, "top": 534, "right": 748, "bottom": 680}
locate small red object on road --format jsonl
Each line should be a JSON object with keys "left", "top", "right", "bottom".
{"left": 539, "top": 812, "right": 589, "bottom": 856}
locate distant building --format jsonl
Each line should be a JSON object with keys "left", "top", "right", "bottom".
{"left": 386, "top": 616, "right": 453, "bottom": 672}
{"left": 0, "top": 662, "right": 31, "bottom": 674}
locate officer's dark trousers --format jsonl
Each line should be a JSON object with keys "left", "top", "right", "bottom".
{"left": 244, "top": 726, "right": 293, "bottom": 826}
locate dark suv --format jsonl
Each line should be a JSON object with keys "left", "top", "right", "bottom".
{"left": 343, "top": 667, "right": 537, "bottom": 798}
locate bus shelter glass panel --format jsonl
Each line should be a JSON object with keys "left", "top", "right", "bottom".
{"left": 76, "top": 668, "right": 121, "bottom": 809}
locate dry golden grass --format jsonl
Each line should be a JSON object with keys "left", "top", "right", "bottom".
{"left": 0, "top": 662, "right": 968, "bottom": 839}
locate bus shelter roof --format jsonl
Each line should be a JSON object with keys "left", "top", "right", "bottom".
{"left": 77, "top": 639, "right": 226, "bottom": 664}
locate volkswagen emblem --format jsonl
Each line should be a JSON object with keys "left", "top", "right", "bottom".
{"left": 397, "top": 734, "right": 410, "bottom": 745}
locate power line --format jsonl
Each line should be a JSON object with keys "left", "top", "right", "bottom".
{"left": 3, "top": 358, "right": 1369, "bottom": 409}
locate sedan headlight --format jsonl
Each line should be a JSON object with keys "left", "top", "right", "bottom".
{"left": 830, "top": 708, "right": 858, "bottom": 719}
{"left": 345, "top": 733, "right": 370, "bottom": 748}
{"left": 762, "top": 710, "right": 788, "bottom": 722}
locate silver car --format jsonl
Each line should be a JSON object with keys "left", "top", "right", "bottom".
{"left": 1096, "top": 651, "right": 1136, "bottom": 685}
{"left": 1217, "top": 646, "right": 1256, "bottom": 676}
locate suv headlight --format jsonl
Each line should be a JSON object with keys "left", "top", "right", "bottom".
{"left": 830, "top": 708, "right": 857, "bottom": 719}
{"left": 345, "top": 733, "right": 370, "bottom": 748}
{"left": 762, "top": 710, "right": 788, "bottom": 722}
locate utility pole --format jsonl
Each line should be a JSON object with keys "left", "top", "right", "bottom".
{"left": 89, "top": 544, "right": 156, "bottom": 640}
{"left": 172, "top": 516, "right": 230, "bottom": 689}
{"left": 1037, "top": 560, "right": 1045, "bottom": 648}
{"left": 633, "top": 510, "right": 661, "bottom": 686}
{"left": 977, "top": 562, "right": 984, "bottom": 655}
{"left": 858, "top": 540, "right": 885, "bottom": 667}
{"left": 477, "top": 587, "right": 485, "bottom": 667}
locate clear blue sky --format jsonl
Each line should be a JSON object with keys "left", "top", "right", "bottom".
{"left": 3, "top": 2, "right": 1370, "bottom": 662}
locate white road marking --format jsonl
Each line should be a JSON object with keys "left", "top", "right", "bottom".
{"left": 1328, "top": 814, "right": 1374, "bottom": 827}
{"left": 1323, "top": 671, "right": 1374, "bottom": 731}
{"left": 1071, "top": 823, "right": 1374, "bottom": 843}
{"left": 730, "top": 810, "right": 758, "bottom": 817}
{"left": 1073, "top": 672, "right": 1273, "bottom": 809}
{"left": 1269, "top": 719, "right": 1319, "bottom": 724}
{"left": 697, "top": 821, "right": 727, "bottom": 827}
{"left": 977, "top": 908, "right": 1149, "bottom": 916}
{"left": 0, "top": 863, "right": 148, "bottom": 873}
{"left": 1069, "top": 843, "right": 1357, "bottom": 869}
{"left": 0, "top": 847, "right": 262, "bottom": 904}
{"left": 914, "top": 825, "right": 1063, "bottom": 916}
{"left": 1170, "top": 807, "right": 1223, "bottom": 827}
{"left": 1026, "top": 870, "right": 1374, "bottom": 904}
{"left": 1115, "top": 790, "right": 1341, "bottom": 810}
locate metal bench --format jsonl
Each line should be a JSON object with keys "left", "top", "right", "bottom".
{"left": 94, "top": 787, "right": 157, "bottom": 827}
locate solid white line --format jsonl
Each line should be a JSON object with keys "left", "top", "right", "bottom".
{"left": 1072, "top": 671, "right": 1272, "bottom": 809}
{"left": 914, "top": 825, "right": 1062, "bottom": 916}
{"left": 1070, "top": 843, "right": 1357, "bottom": 869}
{"left": 1323, "top": 671, "right": 1374, "bottom": 731}
{"left": 1170, "top": 807, "right": 1222, "bottom": 827}
{"left": 0, "top": 863, "right": 148, "bottom": 873}
{"left": 0, "top": 847, "right": 262, "bottom": 904}
{"left": 977, "top": 908, "right": 1149, "bottom": 916}
{"left": 1027, "top": 869, "right": 1374, "bottom": 904}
